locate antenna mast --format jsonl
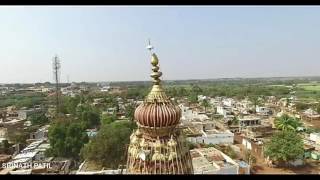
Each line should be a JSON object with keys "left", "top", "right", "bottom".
{"left": 52, "top": 55, "right": 61, "bottom": 117}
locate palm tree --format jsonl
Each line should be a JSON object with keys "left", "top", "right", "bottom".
{"left": 275, "top": 114, "right": 302, "bottom": 132}
{"left": 249, "top": 96, "right": 261, "bottom": 113}
{"left": 201, "top": 99, "right": 210, "bottom": 112}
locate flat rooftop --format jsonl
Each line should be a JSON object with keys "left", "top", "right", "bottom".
{"left": 191, "top": 147, "right": 237, "bottom": 173}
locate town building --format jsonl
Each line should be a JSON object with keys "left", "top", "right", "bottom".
{"left": 217, "top": 105, "right": 232, "bottom": 118}
{"left": 190, "top": 147, "right": 250, "bottom": 174}
{"left": 185, "top": 126, "right": 234, "bottom": 145}
{"left": 238, "top": 116, "right": 261, "bottom": 127}
{"left": 29, "top": 125, "right": 50, "bottom": 140}
{"left": 255, "top": 106, "right": 272, "bottom": 116}
{"left": 302, "top": 108, "right": 320, "bottom": 121}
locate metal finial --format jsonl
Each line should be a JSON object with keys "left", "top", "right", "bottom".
{"left": 146, "top": 39, "right": 154, "bottom": 52}
{"left": 145, "top": 41, "right": 169, "bottom": 103}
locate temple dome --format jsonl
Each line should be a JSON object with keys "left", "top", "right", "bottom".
{"left": 134, "top": 102, "right": 181, "bottom": 128}
{"left": 134, "top": 53, "right": 181, "bottom": 135}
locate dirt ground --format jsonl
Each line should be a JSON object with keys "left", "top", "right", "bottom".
{"left": 302, "top": 119, "right": 320, "bottom": 129}
{"left": 235, "top": 144, "right": 320, "bottom": 174}
{"left": 252, "top": 159, "right": 320, "bottom": 174}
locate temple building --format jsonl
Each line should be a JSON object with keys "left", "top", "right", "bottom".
{"left": 126, "top": 43, "right": 193, "bottom": 174}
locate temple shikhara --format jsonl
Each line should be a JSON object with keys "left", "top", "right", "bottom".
{"left": 126, "top": 42, "right": 194, "bottom": 174}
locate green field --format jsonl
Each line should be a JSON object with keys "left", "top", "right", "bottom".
{"left": 295, "top": 83, "right": 320, "bottom": 102}
{"left": 298, "top": 83, "right": 320, "bottom": 91}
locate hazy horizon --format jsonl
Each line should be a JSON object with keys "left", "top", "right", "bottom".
{"left": 1, "top": 6, "right": 320, "bottom": 83}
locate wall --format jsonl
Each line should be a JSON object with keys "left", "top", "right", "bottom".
{"left": 187, "top": 133, "right": 234, "bottom": 145}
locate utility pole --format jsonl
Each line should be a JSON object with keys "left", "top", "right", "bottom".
{"left": 52, "top": 55, "right": 61, "bottom": 117}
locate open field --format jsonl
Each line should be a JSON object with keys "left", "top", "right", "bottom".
{"left": 297, "top": 83, "right": 320, "bottom": 91}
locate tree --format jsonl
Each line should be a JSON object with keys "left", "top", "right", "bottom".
{"left": 64, "top": 96, "right": 81, "bottom": 115}
{"left": 275, "top": 114, "right": 302, "bottom": 132}
{"left": 47, "top": 119, "right": 89, "bottom": 159}
{"left": 80, "top": 110, "right": 101, "bottom": 129}
{"left": 201, "top": 99, "right": 210, "bottom": 112}
{"left": 12, "top": 132, "right": 28, "bottom": 144}
{"left": 177, "top": 87, "right": 188, "bottom": 97}
{"left": 249, "top": 96, "right": 261, "bottom": 111}
{"left": 264, "top": 131, "right": 304, "bottom": 166}
{"left": 28, "top": 112, "right": 49, "bottom": 126}
{"left": 80, "top": 121, "right": 136, "bottom": 168}
{"left": 191, "top": 85, "right": 203, "bottom": 94}
{"left": 125, "top": 104, "right": 135, "bottom": 121}
{"left": 188, "top": 94, "right": 198, "bottom": 104}
{"left": 100, "top": 113, "right": 117, "bottom": 125}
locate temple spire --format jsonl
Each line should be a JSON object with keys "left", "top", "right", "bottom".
{"left": 146, "top": 40, "right": 162, "bottom": 85}
{"left": 126, "top": 42, "right": 193, "bottom": 174}
{"left": 145, "top": 40, "right": 167, "bottom": 103}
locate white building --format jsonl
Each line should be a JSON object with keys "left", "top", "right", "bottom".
{"left": 29, "top": 125, "right": 50, "bottom": 140}
{"left": 255, "top": 106, "right": 272, "bottom": 116}
{"left": 198, "top": 95, "right": 208, "bottom": 102}
{"left": 217, "top": 105, "right": 232, "bottom": 117}
{"left": 310, "top": 133, "right": 320, "bottom": 144}
{"left": 222, "top": 98, "right": 235, "bottom": 107}
{"left": 179, "top": 104, "right": 209, "bottom": 122}
{"left": 191, "top": 147, "right": 249, "bottom": 174}
{"left": 187, "top": 129, "right": 234, "bottom": 145}
{"left": 9, "top": 140, "right": 50, "bottom": 164}
{"left": 100, "top": 86, "right": 110, "bottom": 92}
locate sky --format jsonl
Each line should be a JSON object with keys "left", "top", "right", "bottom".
{"left": 1, "top": 6, "right": 320, "bottom": 83}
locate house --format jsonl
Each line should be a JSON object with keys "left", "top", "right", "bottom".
{"left": 0, "top": 127, "right": 8, "bottom": 143}
{"left": 216, "top": 105, "right": 232, "bottom": 118}
{"left": 179, "top": 104, "right": 210, "bottom": 122}
{"left": 310, "top": 133, "right": 320, "bottom": 144}
{"left": 235, "top": 135, "right": 264, "bottom": 159}
{"left": 186, "top": 128, "right": 234, "bottom": 145}
{"left": 242, "top": 124, "right": 274, "bottom": 139}
{"left": 8, "top": 140, "right": 50, "bottom": 165}
{"left": 17, "top": 108, "right": 43, "bottom": 120}
{"left": 235, "top": 100, "right": 254, "bottom": 115}
{"left": 222, "top": 98, "right": 235, "bottom": 107}
{"left": 302, "top": 108, "right": 320, "bottom": 121}
{"left": 29, "top": 125, "right": 50, "bottom": 140}
{"left": 86, "top": 129, "right": 98, "bottom": 138}
{"left": 198, "top": 95, "right": 209, "bottom": 102}
{"left": 183, "top": 121, "right": 234, "bottom": 145}
{"left": 190, "top": 147, "right": 249, "bottom": 174}
{"left": 238, "top": 116, "right": 261, "bottom": 127}
{"left": 106, "top": 108, "right": 117, "bottom": 115}
{"left": 255, "top": 106, "right": 272, "bottom": 116}
{"left": 92, "top": 98, "right": 104, "bottom": 107}
{"left": 100, "top": 86, "right": 110, "bottom": 92}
